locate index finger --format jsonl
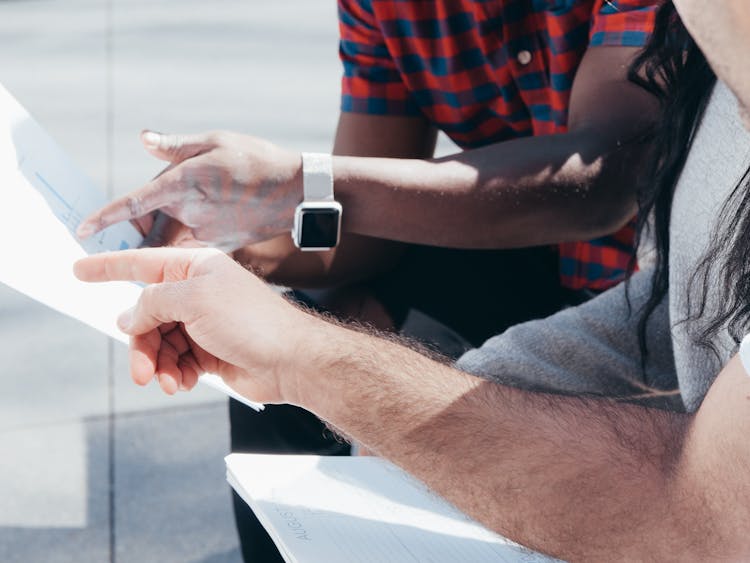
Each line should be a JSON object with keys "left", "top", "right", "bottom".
{"left": 73, "top": 247, "right": 202, "bottom": 284}
{"left": 76, "top": 172, "right": 181, "bottom": 239}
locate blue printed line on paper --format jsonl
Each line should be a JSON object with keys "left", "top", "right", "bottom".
{"left": 34, "top": 171, "right": 73, "bottom": 211}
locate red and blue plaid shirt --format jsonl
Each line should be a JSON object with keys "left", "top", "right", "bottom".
{"left": 338, "top": 0, "right": 657, "bottom": 291}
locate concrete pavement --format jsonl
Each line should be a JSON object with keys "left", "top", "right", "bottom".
{"left": 0, "top": 1, "right": 340, "bottom": 561}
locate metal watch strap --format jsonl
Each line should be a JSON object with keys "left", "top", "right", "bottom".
{"left": 301, "top": 152, "right": 334, "bottom": 201}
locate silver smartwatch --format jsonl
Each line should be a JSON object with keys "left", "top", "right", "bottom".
{"left": 292, "top": 153, "right": 342, "bottom": 251}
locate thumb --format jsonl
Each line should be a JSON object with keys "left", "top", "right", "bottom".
{"left": 118, "top": 281, "right": 194, "bottom": 335}
{"left": 141, "top": 130, "right": 215, "bottom": 163}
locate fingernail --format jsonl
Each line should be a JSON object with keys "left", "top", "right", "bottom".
{"left": 142, "top": 131, "right": 161, "bottom": 150}
{"left": 76, "top": 222, "right": 95, "bottom": 239}
{"left": 158, "top": 373, "right": 178, "bottom": 395}
{"left": 117, "top": 307, "right": 134, "bottom": 331}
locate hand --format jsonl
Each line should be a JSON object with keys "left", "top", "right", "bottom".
{"left": 76, "top": 130, "right": 303, "bottom": 252}
{"left": 127, "top": 165, "right": 204, "bottom": 248}
{"left": 73, "top": 247, "right": 313, "bottom": 404}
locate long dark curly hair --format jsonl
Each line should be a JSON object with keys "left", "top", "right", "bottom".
{"left": 629, "top": 1, "right": 750, "bottom": 360}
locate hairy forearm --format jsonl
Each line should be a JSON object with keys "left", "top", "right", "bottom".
{"left": 294, "top": 321, "right": 694, "bottom": 561}
{"left": 335, "top": 128, "right": 646, "bottom": 249}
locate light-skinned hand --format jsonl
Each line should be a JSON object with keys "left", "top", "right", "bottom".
{"left": 73, "top": 247, "right": 313, "bottom": 404}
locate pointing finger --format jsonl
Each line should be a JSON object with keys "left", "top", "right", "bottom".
{"left": 76, "top": 172, "right": 183, "bottom": 239}
{"left": 74, "top": 247, "right": 206, "bottom": 284}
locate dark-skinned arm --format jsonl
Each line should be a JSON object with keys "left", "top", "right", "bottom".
{"left": 239, "top": 45, "right": 656, "bottom": 288}
{"left": 334, "top": 46, "right": 656, "bottom": 248}
{"left": 79, "top": 47, "right": 656, "bottom": 287}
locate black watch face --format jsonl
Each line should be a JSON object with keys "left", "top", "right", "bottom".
{"left": 300, "top": 208, "right": 340, "bottom": 248}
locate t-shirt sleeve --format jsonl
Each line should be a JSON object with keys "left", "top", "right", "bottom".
{"left": 455, "top": 269, "right": 679, "bottom": 409}
{"left": 589, "top": 0, "right": 658, "bottom": 47}
{"left": 338, "top": 0, "right": 420, "bottom": 115}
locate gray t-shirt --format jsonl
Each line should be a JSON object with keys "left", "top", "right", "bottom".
{"left": 456, "top": 82, "right": 750, "bottom": 412}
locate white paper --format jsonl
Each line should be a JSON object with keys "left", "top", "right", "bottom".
{"left": 0, "top": 82, "right": 261, "bottom": 411}
{"left": 226, "top": 454, "right": 561, "bottom": 563}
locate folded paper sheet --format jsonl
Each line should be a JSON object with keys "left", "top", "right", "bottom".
{"left": 227, "top": 454, "right": 561, "bottom": 563}
{"left": 0, "top": 82, "right": 261, "bottom": 411}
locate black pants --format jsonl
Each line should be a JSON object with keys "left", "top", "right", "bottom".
{"left": 230, "top": 245, "right": 572, "bottom": 562}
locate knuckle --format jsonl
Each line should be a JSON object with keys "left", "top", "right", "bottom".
{"left": 126, "top": 194, "right": 143, "bottom": 218}
{"left": 172, "top": 165, "right": 188, "bottom": 186}
{"left": 188, "top": 172, "right": 204, "bottom": 193}
{"left": 185, "top": 276, "right": 211, "bottom": 306}
{"left": 204, "top": 247, "right": 225, "bottom": 258}
{"left": 166, "top": 134, "right": 182, "bottom": 151}
{"left": 206, "top": 131, "right": 221, "bottom": 145}
{"left": 102, "top": 254, "right": 118, "bottom": 281}
{"left": 141, "top": 284, "right": 177, "bottom": 324}
{"left": 178, "top": 169, "right": 208, "bottom": 200}
{"left": 191, "top": 247, "right": 226, "bottom": 269}
{"left": 95, "top": 213, "right": 108, "bottom": 231}
{"left": 140, "top": 284, "right": 158, "bottom": 309}
{"left": 172, "top": 136, "right": 191, "bottom": 160}
{"left": 172, "top": 167, "right": 195, "bottom": 195}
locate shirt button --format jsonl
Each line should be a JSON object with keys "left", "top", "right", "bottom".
{"left": 517, "top": 50, "right": 532, "bottom": 65}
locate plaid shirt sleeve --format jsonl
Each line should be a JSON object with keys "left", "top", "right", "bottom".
{"left": 589, "top": 0, "right": 658, "bottom": 47}
{"left": 338, "top": 0, "right": 420, "bottom": 115}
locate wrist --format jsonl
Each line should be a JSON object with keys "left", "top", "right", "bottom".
{"left": 292, "top": 153, "right": 342, "bottom": 251}
{"left": 278, "top": 150, "right": 304, "bottom": 231}
{"left": 280, "top": 313, "right": 349, "bottom": 409}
